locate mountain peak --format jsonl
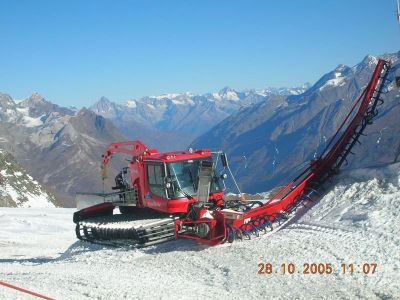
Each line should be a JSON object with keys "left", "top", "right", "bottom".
{"left": 90, "top": 97, "right": 119, "bottom": 116}
{"left": 381, "top": 51, "right": 400, "bottom": 63}
{"left": 76, "top": 107, "right": 91, "bottom": 116}
{"left": 217, "top": 86, "right": 239, "bottom": 101}
{"left": 125, "top": 99, "right": 137, "bottom": 108}
{"left": 19, "top": 92, "right": 48, "bottom": 108}
{"left": 0, "top": 92, "right": 15, "bottom": 107}
{"left": 335, "top": 64, "right": 349, "bottom": 72}
{"left": 312, "top": 64, "right": 352, "bottom": 92}
{"left": 218, "top": 86, "right": 236, "bottom": 94}
{"left": 98, "top": 96, "right": 112, "bottom": 104}
{"left": 361, "top": 54, "right": 378, "bottom": 66}
{"left": 28, "top": 92, "right": 46, "bottom": 103}
{"left": 91, "top": 96, "right": 114, "bottom": 107}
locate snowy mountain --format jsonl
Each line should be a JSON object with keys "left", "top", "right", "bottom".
{"left": 0, "top": 162, "right": 398, "bottom": 298}
{"left": 0, "top": 148, "right": 57, "bottom": 207}
{"left": 0, "top": 92, "right": 76, "bottom": 127}
{"left": 0, "top": 94, "right": 127, "bottom": 206}
{"left": 19, "top": 108, "right": 127, "bottom": 206}
{"left": 90, "top": 85, "right": 309, "bottom": 151}
{"left": 192, "top": 51, "right": 400, "bottom": 193}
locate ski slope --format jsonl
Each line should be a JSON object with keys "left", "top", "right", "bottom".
{"left": 0, "top": 163, "right": 399, "bottom": 299}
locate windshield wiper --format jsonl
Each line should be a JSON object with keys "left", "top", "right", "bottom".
{"left": 178, "top": 187, "right": 193, "bottom": 200}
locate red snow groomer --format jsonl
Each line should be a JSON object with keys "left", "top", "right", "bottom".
{"left": 73, "top": 59, "right": 391, "bottom": 247}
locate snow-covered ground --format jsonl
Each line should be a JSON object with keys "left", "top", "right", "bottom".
{"left": 0, "top": 163, "right": 399, "bottom": 299}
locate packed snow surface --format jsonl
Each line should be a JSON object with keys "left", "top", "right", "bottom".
{"left": 0, "top": 163, "right": 399, "bottom": 299}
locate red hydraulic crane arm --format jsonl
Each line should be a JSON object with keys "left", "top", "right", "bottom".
{"left": 101, "top": 140, "right": 149, "bottom": 167}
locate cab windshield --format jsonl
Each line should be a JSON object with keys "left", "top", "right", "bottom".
{"left": 166, "top": 158, "right": 221, "bottom": 199}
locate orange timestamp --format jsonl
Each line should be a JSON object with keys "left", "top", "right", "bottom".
{"left": 257, "top": 262, "right": 377, "bottom": 275}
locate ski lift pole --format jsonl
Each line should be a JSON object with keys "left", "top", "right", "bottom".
{"left": 397, "top": 0, "right": 400, "bottom": 23}
{"left": 220, "top": 153, "right": 246, "bottom": 201}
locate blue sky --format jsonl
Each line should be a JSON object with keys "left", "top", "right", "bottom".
{"left": 0, "top": 0, "right": 399, "bottom": 107}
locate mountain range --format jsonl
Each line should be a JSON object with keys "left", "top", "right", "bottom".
{"left": 0, "top": 51, "right": 399, "bottom": 205}
{"left": 0, "top": 85, "right": 308, "bottom": 206}
{"left": 192, "top": 53, "right": 400, "bottom": 193}
{"left": 0, "top": 93, "right": 126, "bottom": 206}
{"left": 90, "top": 85, "right": 310, "bottom": 150}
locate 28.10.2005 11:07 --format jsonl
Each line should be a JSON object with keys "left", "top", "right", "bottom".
{"left": 257, "top": 262, "right": 378, "bottom": 275}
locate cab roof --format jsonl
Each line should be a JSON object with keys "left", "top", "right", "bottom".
{"left": 143, "top": 148, "right": 212, "bottom": 162}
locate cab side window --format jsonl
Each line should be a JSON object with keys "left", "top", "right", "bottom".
{"left": 147, "top": 163, "right": 166, "bottom": 198}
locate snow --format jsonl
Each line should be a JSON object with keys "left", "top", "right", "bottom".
{"left": 365, "top": 55, "right": 379, "bottom": 66}
{"left": 171, "top": 99, "right": 185, "bottom": 105}
{"left": 255, "top": 91, "right": 268, "bottom": 97}
{"left": 19, "top": 193, "right": 55, "bottom": 208}
{"left": 0, "top": 163, "right": 399, "bottom": 299}
{"left": 2, "top": 187, "right": 20, "bottom": 204}
{"left": 319, "top": 72, "right": 346, "bottom": 91}
{"left": 212, "top": 89, "right": 239, "bottom": 101}
{"left": 5, "top": 109, "right": 16, "bottom": 116}
{"left": 0, "top": 158, "right": 55, "bottom": 208}
{"left": 185, "top": 98, "right": 195, "bottom": 105}
{"left": 0, "top": 180, "right": 55, "bottom": 208}
{"left": 152, "top": 93, "right": 182, "bottom": 100}
{"left": 223, "top": 91, "right": 240, "bottom": 101}
{"left": 0, "top": 100, "right": 51, "bottom": 127}
{"left": 3, "top": 109, "right": 17, "bottom": 123}
{"left": 212, "top": 92, "right": 222, "bottom": 100}
{"left": 387, "top": 82, "right": 395, "bottom": 92}
{"left": 142, "top": 93, "right": 195, "bottom": 106}
{"left": 125, "top": 100, "right": 137, "bottom": 108}
{"left": 288, "top": 89, "right": 303, "bottom": 95}
{"left": 21, "top": 115, "right": 44, "bottom": 127}
{"left": 16, "top": 107, "right": 29, "bottom": 115}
